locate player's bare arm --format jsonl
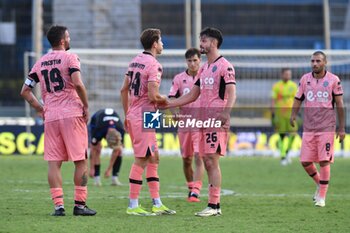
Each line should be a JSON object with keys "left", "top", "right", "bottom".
{"left": 120, "top": 74, "right": 130, "bottom": 129}
{"left": 20, "top": 83, "right": 44, "bottom": 117}
{"left": 271, "top": 98, "right": 275, "bottom": 115}
{"left": 290, "top": 99, "right": 302, "bottom": 127}
{"left": 104, "top": 146, "right": 122, "bottom": 178}
{"left": 271, "top": 98, "right": 276, "bottom": 127}
{"left": 217, "top": 84, "right": 236, "bottom": 125}
{"left": 148, "top": 81, "right": 167, "bottom": 104}
{"left": 169, "top": 97, "right": 180, "bottom": 120}
{"left": 71, "top": 71, "right": 89, "bottom": 122}
{"left": 335, "top": 95, "right": 346, "bottom": 142}
{"left": 167, "top": 85, "right": 200, "bottom": 108}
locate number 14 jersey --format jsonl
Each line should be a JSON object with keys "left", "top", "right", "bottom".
{"left": 28, "top": 50, "right": 83, "bottom": 122}
{"left": 126, "top": 51, "right": 163, "bottom": 120}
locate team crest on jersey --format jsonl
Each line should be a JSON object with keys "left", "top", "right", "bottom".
{"left": 323, "top": 81, "right": 329, "bottom": 87}
{"left": 183, "top": 79, "right": 187, "bottom": 83}
{"left": 212, "top": 65, "right": 217, "bottom": 73}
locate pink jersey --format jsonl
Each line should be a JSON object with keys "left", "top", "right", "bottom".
{"left": 168, "top": 70, "right": 200, "bottom": 114}
{"left": 295, "top": 71, "right": 343, "bottom": 132}
{"left": 28, "top": 50, "right": 83, "bottom": 122}
{"left": 194, "top": 56, "right": 235, "bottom": 127}
{"left": 126, "top": 52, "right": 162, "bottom": 120}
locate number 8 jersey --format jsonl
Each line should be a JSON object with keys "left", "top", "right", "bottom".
{"left": 28, "top": 50, "right": 83, "bottom": 122}
{"left": 295, "top": 71, "right": 343, "bottom": 132}
{"left": 125, "top": 51, "right": 162, "bottom": 119}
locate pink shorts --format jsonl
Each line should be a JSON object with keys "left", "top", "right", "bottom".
{"left": 300, "top": 132, "right": 335, "bottom": 163}
{"left": 178, "top": 131, "right": 199, "bottom": 158}
{"left": 44, "top": 117, "right": 88, "bottom": 161}
{"left": 127, "top": 119, "right": 158, "bottom": 157}
{"left": 198, "top": 128, "right": 228, "bottom": 156}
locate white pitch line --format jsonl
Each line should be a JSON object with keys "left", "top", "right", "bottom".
{"left": 11, "top": 188, "right": 350, "bottom": 200}
{"left": 234, "top": 193, "right": 350, "bottom": 198}
{"left": 10, "top": 189, "right": 350, "bottom": 202}
{"left": 7, "top": 181, "right": 350, "bottom": 199}
{"left": 10, "top": 188, "right": 235, "bottom": 199}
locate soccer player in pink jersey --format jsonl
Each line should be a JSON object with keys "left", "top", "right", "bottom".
{"left": 290, "top": 51, "right": 345, "bottom": 207}
{"left": 120, "top": 28, "right": 176, "bottom": 216}
{"left": 20, "top": 25, "right": 96, "bottom": 216}
{"left": 165, "top": 27, "right": 236, "bottom": 216}
{"left": 168, "top": 48, "right": 204, "bottom": 202}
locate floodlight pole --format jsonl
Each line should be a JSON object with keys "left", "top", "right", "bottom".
{"left": 323, "top": 0, "right": 331, "bottom": 50}
{"left": 193, "top": 0, "right": 201, "bottom": 49}
{"left": 185, "top": 0, "right": 192, "bottom": 49}
{"left": 32, "top": 0, "right": 43, "bottom": 98}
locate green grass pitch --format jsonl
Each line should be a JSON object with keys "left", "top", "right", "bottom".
{"left": 1, "top": 155, "right": 350, "bottom": 233}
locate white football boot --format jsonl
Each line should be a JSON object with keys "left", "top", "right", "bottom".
{"left": 195, "top": 207, "right": 219, "bottom": 217}
{"left": 111, "top": 176, "right": 122, "bottom": 186}
{"left": 315, "top": 198, "right": 325, "bottom": 207}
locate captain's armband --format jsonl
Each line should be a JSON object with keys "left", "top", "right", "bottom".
{"left": 24, "top": 78, "right": 37, "bottom": 88}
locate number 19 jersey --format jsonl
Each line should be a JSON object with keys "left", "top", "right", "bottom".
{"left": 28, "top": 50, "right": 83, "bottom": 122}
{"left": 126, "top": 52, "right": 162, "bottom": 120}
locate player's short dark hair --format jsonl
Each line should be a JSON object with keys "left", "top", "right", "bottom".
{"left": 281, "top": 68, "right": 291, "bottom": 73}
{"left": 313, "top": 50, "right": 327, "bottom": 61}
{"left": 47, "top": 25, "right": 67, "bottom": 47}
{"left": 200, "top": 27, "right": 223, "bottom": 48}
{"left": 140, "top": 28, "right": 161, "bottom": 50}
{"left": 185, "top": 48, "right": 201, "bottom": 59}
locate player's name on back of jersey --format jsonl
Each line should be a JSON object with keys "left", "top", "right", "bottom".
{"left": 41, "top": 59, "right": 61, "bottom": 67}
{"left": 129, "top": 62, "right": 145, "bottom": 69}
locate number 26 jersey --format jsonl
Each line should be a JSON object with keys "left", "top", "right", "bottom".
{"left": 28, "top": 50, "right": 83, "bottom": 122}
